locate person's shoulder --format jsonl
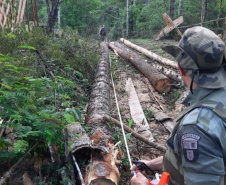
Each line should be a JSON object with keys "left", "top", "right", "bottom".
{"left": 181, "top": 107, "right": 225, "bottom": 134}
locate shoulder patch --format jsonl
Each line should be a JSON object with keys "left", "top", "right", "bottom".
{"left": 181, "top": 133, "right": 201, "bottom": 162}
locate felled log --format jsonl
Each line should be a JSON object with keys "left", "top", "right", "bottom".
{"left": 108, "top": 42, "right": 171, "bottom": 93}
{"left": 151, "top": 62, "right": 181, "bottom": 82}
{"left": 120, "top": 38, "right": 177, "bottom": 69}
{"left": 84, "top": 42, "right": 120, "bottom": 185}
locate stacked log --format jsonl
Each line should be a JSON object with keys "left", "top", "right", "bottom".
{"left": 108, "top": 42, "right": 171, "bottom": 93}
{"left": 120, "top": 38, "right": 177, "bottom": 69}
{"left": 119, "top": 38, "right": 181, "bottom": 82}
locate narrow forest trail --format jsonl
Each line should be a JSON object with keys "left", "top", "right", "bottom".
{"left": 107, "top": 39, "right": 188, "bottom": 184}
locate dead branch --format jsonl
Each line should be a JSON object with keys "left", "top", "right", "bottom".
{"left": 0, "top": 142, "right": 40, "bottom": 185}
{"left": 103, "top": 115, "right": 167, "bottom": 152}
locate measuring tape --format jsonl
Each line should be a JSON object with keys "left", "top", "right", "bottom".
{"left": 109, "top": 52, "right": 134, "bottom": 170}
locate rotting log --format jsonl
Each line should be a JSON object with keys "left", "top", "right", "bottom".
{"left": 120, "top": 38, "right": 177, "bottom": 69}
{"left": 108, "top": 42, "right": 171, "bottom": 93}
{"left": 84, "top": 42, "right": 120, "bottom": 185}
{"left": 103, "top": 115, "right": 167, "bottom": 152}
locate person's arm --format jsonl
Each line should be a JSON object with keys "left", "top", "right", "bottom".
{"left": 145, "top": 156, "right": 163, "bottom": 171}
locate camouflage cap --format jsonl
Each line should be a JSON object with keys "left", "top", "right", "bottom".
{"left": 162, "top": 26, "right": 226, "bottom": 89}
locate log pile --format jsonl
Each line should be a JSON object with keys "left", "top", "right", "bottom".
{"left": 108, "top": 42, "right": 171, "bottom": 93}
{"left": 119, "top": 38, "right": 181, "bottom": 82}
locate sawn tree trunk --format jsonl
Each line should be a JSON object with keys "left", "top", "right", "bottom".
{"left": 84, "top": 42, "right": 120, "bottom": 185}
{"left": 108, "top": 42, "right": 171, "bottom": 93}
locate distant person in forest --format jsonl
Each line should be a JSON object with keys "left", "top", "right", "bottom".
{"left": 99, "top": 25, "right": 107, "bottom": 42}
{"left": 130, "top": 26, "right": 226, "bottom": 185}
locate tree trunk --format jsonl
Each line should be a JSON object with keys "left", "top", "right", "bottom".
{"left": 133, "top": 0, "right": 136, "bottom": 5}
{"left": 119, "top": 38, "right": 180, "bottom": 82}
{"left": 178, "top": 0, "right": 183, "bottom": 16}
{"left": 170, "top": 0, "right": 175, "bottom": 19}
{"left": 223, "top": 18, "right": 226, "bottom": 42}
{"left": 126, "top": 0, "right": 129, "bottom": 37}
{"left": 120, "top": 38, "right": 177, "bottom": 69}
{"left": 201, "top": 0, "right": 207, "bottom": 26}
{"left": 46, "top": 0, "right": 61, "bottom": 33}
{"left": 145, "top": 0, "right": 150, "bottom": 5}
{"left": 108, "top": 42, "right": 171, "bottom": 93}
{"left": 85, "top": 42, "right": 120, "bottom": 185}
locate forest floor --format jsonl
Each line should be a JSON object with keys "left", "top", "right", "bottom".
{"left": 108, "top": 38, "right": 188, "bottom": 185}
{"left": 0, "top": 38, "right": 189, "bottom": 185}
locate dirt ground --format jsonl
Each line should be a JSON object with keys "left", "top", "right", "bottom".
{"left": 108, "top": 39, "right": 188, "bottom": 185}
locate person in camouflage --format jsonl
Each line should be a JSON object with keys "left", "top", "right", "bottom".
{"left": 99, "top": 25, "right": 107, "bottom": 42}
{"left": 130, "top": 26, "right": 226, "bottom": 185}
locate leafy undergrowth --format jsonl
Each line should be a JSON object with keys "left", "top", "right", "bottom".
{"left": 0, "top": 27, "right": 99, "bottom": 185}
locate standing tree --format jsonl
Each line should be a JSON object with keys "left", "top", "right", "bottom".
{"left": 126, "top": 0, "right": 129, "bottom": 37}
{"left": 178, "top": 0, "right": 183, "bottom": 16}
{"left": 170, "top": 0, "right": 175, "bottom": 19}
{"left": 46, "top": 0, "right": 62, "bottom": 33}
{"left": 201, "top": 0, "right": 207, "bottom": 26}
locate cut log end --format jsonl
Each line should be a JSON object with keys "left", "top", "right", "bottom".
{"left": 90, "top": 178, "right": 116, "bottom": 185}
{"left": 154, "top": 79, "right": 171, "bottom": 93}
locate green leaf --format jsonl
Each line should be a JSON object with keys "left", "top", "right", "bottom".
{"left": 126, "top": 133, "right": 132, "bottom": 140}
{"left": 127, "top": 119, "right": 134, "bottom": 128}
{"left": 63, "top": 113, "right": 76, "bottom": 123}
{"left": 18, "top": 45, "right": 37, "bottom": 51}
{"left": 14, "top": 140, "right": 28, "bottom": 153}
{"left": 145, "top": 110, "right": 152, "bottom": 119}
{"left": 6, "top": 33, "right": 16, "bottom": 39}
{"left": 84, "top": 126, "right": 91, "bottom": 132}
{"left": 0, "top": 54, "right": 12, "bottom": 61}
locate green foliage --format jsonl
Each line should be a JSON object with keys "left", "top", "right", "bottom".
{"left": 61, "top": 0, "right": 103, "bottom": 36}
{"left": 127, "top": 119, "right": 134, "bottom": 128}
{"left": 14, "top": 140, "right": 29, "bottom": 153}
{"left": 0, "top": 27, "right": 98, "bottom": 173}
{"left": 145, "top": 109, "right": 153, "bottom": 120}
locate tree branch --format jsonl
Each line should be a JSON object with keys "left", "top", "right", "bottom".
{"left": 0, "top": 142, "right": 40, "bottom": 185}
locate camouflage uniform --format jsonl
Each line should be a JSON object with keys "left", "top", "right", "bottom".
{"left": 162, "top": 27, "right": 226, "bottom": 185}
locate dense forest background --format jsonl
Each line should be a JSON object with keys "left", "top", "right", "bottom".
{"left": 36, "top": 0, "right": 226, "bottom": 39}
{"left": 0, "top": 0, "right": 226, "bottom": 184}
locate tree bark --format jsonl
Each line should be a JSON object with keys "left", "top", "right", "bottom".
{"left": 170, "top": 0, "right": 175, "bottom": 19}
{"left": 85, "top": 42, "right": 120, "bottom": 185}
{"left": 178, "top": 0, "right": 183, "bottom": 16}
{"left": 109, "top": 42, "right": 171, "bottom": 93}
{"left": 224, "top": 18, "right": 226, "bottom": 42}
{"left": 126, "top": 0, "right": 129, "bottom": 37}
{"left": 120, "top": 38, "right": 178, "bottom": 69}
{"left": 46, "top": 0, "right": 61, "bottom": 33}
{"left": 201, "top": 0, "right": 207, "bottom": 26}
